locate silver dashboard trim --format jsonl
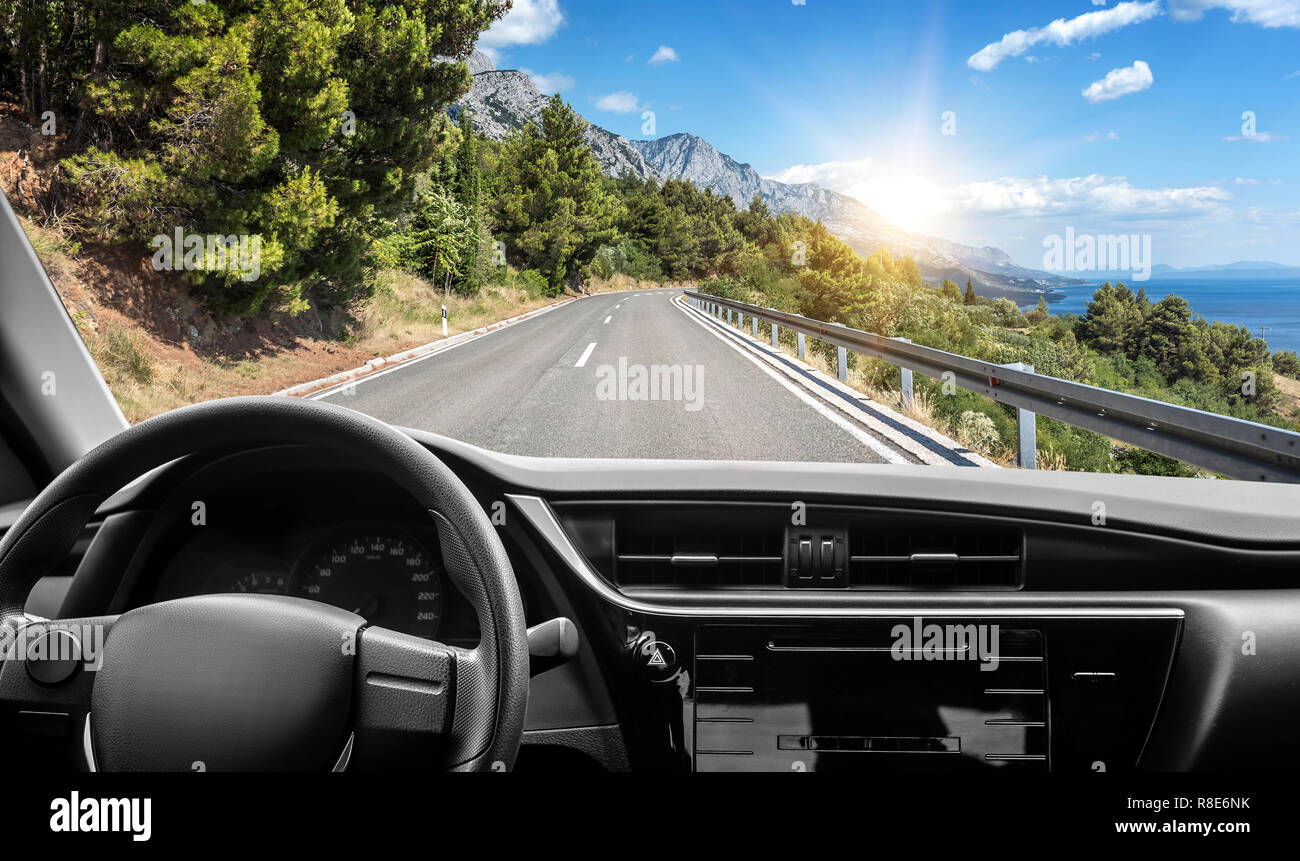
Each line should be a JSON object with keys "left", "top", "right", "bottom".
{"left": 83, "top": 714, "right": 355, "bottom": 772}
{"left": 505, "top": 494, "right": 1186, "bottom": 620}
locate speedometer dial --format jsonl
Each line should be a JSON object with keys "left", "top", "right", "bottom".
{"left": 294, "top": 524, "right": 444, "bottom": 638}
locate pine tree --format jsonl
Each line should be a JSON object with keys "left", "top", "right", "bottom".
{"left": 963, "top": 277, "right": 977, "bottom": 305}
{"left": 452, "top": 109, "right": 482, "bottom": 293}
{"left": 33, "top": 0, "right": 510, "bottom": 313}
{"left": 490, "top": 95, "right": 620, "bottom": 295}
{"left": 409, "top": 185, "right": 471, "bottom": 295}
{"left": 1026, "top": 295, "right": 1050, "bottom": 325}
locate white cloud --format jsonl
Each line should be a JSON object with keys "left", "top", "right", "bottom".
{"left": 1233, "top": 177, "right": 1262, "bottom": 184}
{"left": 766, "top": 158, "right": 878, "bottom": 189}
{"left": 952, "top": 175, "right": 1229, "bottom": 217}
{"left": 1082, "top": 60, "right": 1154, "bottom": 102}
{"left": 1088, "top": 51, "right": 1103, "bottom": 59}
{"left": 478, "top": 0, "right": 564, "bottom": 56}
{"left": 1084, "top": 130, "right": 1121, "bottom": 141}
{"left": 766, "top": 162, "right": 1229, "bottom": 220}
{"left": 968, "top": 1, "right": 1161, "bottom": 70}
{"left": 1284, "top": 69, "right": 1300, "bottom": 78}
{"left": 1168, "top": 0, "right": 1300, "bottom": 27}
{"left": 1223, "top": 130, "right": 1290, "bottom": 141}
{"left": 594, "top": 91, "right": 642, "bottom": 113}
{"left": 648, "top": 45, "right": 679, "bottom": 65}
{"left": 521, "top": 69, "right": 574, "bottom": 94}
{"left": 1093, "top": 0, "right": 1108, "bottom": 5}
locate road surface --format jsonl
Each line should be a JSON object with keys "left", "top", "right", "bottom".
{"left": 312, "top": 289, "right": 969, "bottom": 463}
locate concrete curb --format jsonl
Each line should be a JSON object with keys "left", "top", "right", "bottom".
{"left": 274, "top": 295, "right": 579, "bottom": 398}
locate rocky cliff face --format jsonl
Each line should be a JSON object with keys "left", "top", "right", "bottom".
{"left": 451, "top": 55, "right": 656, "bottom": 181}
{"left": 452, "top": 58, "right": 1072, "bottom": 299}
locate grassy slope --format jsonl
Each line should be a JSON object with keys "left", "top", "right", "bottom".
{"left": 21, "top": 216, "right": 657, "bottom": 423}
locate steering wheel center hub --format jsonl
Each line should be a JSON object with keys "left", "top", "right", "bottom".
{"left": 89, "top": 594, "right": 361, "bottom": 772}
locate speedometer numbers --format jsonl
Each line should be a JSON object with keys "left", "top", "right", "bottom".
{"left": 295, "top": 526, "right": 444, "bottom": 639}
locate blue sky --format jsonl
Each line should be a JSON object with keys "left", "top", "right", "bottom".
{"left": 479, "top": 0, "right": 1300, "bottom": 269}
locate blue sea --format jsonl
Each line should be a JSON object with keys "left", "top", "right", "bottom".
{"left": 1046, "top": 278, "right": 1300, "bottom": 355}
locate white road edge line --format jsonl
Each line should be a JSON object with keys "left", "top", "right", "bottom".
{"left": 676, "top": 296, "right": 994, "bottom": 467}
{"left": 604, "top": 316, "right": 612, "bottom": 324}
{"left": 575, "top": 342, "right": 597, "bottom": 368}
{"left": 672, "top": 297, "right": 907, "bottom": 464}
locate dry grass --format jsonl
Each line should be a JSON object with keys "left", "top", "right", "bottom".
{"left": 354, "top": 269, "right": 561, "bottom": 355}
{"left": 1275, "top": 373, "right": 1300, "bottom": 422}
{"left": 78, "top": 270, "right": 570, "bottom": 422}
{"left": 878, "top": 387, "right": 939, "bottom": 426}
{"left": 22, "top": 213, "right": 584, "bottom": 423}
{"left": 1035, "top": 447, "right": 1070, "bottom": 471}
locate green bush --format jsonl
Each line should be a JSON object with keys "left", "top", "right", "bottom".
{"left": 1274, "top": 350, "right": 1300, "bottom": 379}
{"left": 512, "top": 269, "right": 549, "bottom": 297}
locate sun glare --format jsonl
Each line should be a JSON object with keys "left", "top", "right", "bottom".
{"left": 848, "top": 173, "right": 951, "bottom": 236}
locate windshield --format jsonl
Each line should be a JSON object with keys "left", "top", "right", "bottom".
{"left": 3, "top": 0, "right": 1297, "bottom": 478}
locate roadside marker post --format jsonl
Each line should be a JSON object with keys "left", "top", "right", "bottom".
{"left": 896, "top": 337, "right": 913, "bottom": 408}
{"left": 1002, "top": 361, "right": 1037, "bottom": 470}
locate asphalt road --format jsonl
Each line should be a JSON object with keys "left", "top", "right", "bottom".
{"left": 314, "top": 289, "right": 905, "bottom": 461}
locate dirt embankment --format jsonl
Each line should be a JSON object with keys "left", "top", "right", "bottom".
{"left": 0, "top": 104, "right": 607, "bottom": 422}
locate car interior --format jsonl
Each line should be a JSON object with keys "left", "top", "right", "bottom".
{"left": 1, "top": 8, "right": 1297, "bottom": 841}
{"left": 3, "top": 313, "right": 1298, "bottom": 774}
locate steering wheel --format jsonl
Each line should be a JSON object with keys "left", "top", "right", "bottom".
{"left": 0, "top": 396, "right": 529, "bottom": 771}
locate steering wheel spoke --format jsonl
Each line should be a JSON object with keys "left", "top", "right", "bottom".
{"left": 0, "top": 615, "right": 117, "bottom": 769}
{"left": 351, "top": 625, "right": 460, "bottom": 770}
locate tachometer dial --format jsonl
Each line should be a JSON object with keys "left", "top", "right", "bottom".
{"left": 203, "top": 560, "right": 290, "bottom": 596}
{"left": 294, "top": 524, "right": 443, "bottom": 638}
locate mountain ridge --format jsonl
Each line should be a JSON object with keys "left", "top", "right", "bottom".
{"left": 452, "top": 52, "right": 1076, "bottom": 301}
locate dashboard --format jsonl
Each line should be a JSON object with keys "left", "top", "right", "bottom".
{"left": 127, "top": 452, "right": 485, "bottom": 647}
{"left": 16, "top": 429, "right": 1300, "bottom": 772}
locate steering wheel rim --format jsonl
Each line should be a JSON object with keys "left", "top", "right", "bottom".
{"left": 0, "top": 396, "right": 529, "bottom": 771}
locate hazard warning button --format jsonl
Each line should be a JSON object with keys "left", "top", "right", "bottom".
{"left": 635, "top": 638, "right": 678, "bottom": 682}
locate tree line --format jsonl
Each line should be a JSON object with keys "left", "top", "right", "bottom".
{"left": 1, "top": 0, "right": 509, "bottom": 313}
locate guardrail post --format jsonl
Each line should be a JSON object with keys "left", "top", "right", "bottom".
{"left": 751, "top": 316, "right": 758, "bottom": 336}
{"left": 726, "top": 308, "right": 733, "bottom": 326}
{"left": 737, "top": 311, "right": 743, "bottom": 330}
{"left": 797, "top": 332, "right": 806, "bottom": 359}
{"left": 771, "top": 322, "right": 779, "bottom": 348}
{"left": 1002, "top": 362, "right": 1037, "bottom": 470}
{"left": 895, "top": 337, "right": 913, "bottom": 409}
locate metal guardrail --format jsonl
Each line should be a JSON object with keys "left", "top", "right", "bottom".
{"left": 684, "top": 290, "right": 1300, "bottom": 482}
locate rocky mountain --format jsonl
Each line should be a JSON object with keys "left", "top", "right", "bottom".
{"left": 452, "top": 52, "right": 1073, "bottom": 301}
{"left": 630, "top": 134, "right": 1072, "bottom": 299}
{"left": 448, "top": 53, "right": 656, "bottom": 181}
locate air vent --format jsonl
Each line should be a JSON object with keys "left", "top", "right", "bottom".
{"left": 554, "top": 502, "right": 787, "bottom": 589}
{"left": 551, "top": 502, "right": 1023, "bottom": 592}
{"left": 848, "top": 521, "right": 1022, "bottom": 589}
